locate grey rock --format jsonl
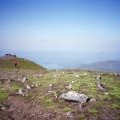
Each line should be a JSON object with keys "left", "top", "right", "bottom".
{"left": 22, "top": 76, "right": 27, "bottom": 83}
{"left": 60, "top": 91, "right": 89, "bottom": 104}
{"left": 25, "top": 84, "right": 31, "bottom": 90}
{"left": 0, "top": 103, "right": 11, "bottom": 111}
{"left": 66, "top": 83, "right": 72, "bottom": 90}
{"left": 17, "top": 88, "right": 28, "bottom": 96}
{"left": 66, "top": 112, "right": 74, "bottom": 118}
{"left": 97, "top": 82, "right": 107, "bottom": 91}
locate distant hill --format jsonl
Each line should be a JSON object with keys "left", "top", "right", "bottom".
{"left": 0, "top": 54, "right": 46, "bottom": 71}
{"left": 78, "top": 60, "right": 120, "bottom": 73}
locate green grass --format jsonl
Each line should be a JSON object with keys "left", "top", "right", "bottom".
{"left": 78, "top": 114, "right": 87, "bottom": 120}
{"left": 62, "top": 107, "right": 72, "bottom": 112}
{"left": 27, "top": 70, "right": 120, "bottom": 111}
{"left": 88, "top": 109, "right": 99, "bottom": 115}
{"left": 1, "top": 69, "right": 119, "bottom": 119}
{"left": 0, "top": 89, "right": 8, "bottom": 101}
{"left": 0, "top": 58, "right": 46, "bottom": 71}
{"left": 40, "top": 96, "right": 56, "bottom": 110}
{"left": 0, "top": 56, "right": 119, "bottom": 119}
{"left": 10, "top": 83, "right": 22, "bottom": 92}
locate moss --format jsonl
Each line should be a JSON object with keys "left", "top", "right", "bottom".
{"left": 88, "top": 109, "right": 99, "bottom": 115}
{"left": 0, "top": 90, "right": 8, "bottom": 101}
{"left": 40, "top": 96, "right": 56, "bottom": 110}
{"left": 78, "top": 114, "right": 87, "bottom": 120}
{"left": 63, "top": 107, "right": 72, "bottom": 112}
{"left": 10, "top": 83, "right": 22, "bottom": 92}
{"left": 111, "top": 103, "right": 120, "bottom": 109}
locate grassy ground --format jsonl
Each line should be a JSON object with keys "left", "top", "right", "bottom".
{"left": 0, "top": 57, "right": 46, "bottom": 71}
{"left": 26, "top": 70, "right": 120, "bottom": 119}
{"left": 0, "top": 69, "right": 120, "bottom": 119}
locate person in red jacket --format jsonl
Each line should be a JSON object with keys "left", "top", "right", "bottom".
{"left": 14, "top": 60, "right": 19, "bottom": 68}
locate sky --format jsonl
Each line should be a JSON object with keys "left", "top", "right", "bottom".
{"left": 0, "top": 0, "right": 120, "bottom": 68}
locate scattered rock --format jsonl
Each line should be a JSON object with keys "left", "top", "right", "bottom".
{"left": 17, "top": 76, "right": 27, "bottom": 83}
{"left": 114, "top": 73, "right": 120, "bottom": 77}
{"left": 35, "top": 84, "right": 38, "bottom": 87}
{"left": 62, "top": 71, "right": 65, "bottom": 74}
{"left": 17, "top": 88, "right": 28, "bottom": 96}
{"left": 89, "top": 98, "right": 96, "bottom": 102}
{"left": 66, "top": 83, "right": 73, "bottom": 90}
{"left": 25, "top": 84, "right": 31, "bottom": 90}
{"left": 53, "top": 74, "right": 60, "bottom": 77}
{"left": 66, "top": 112, "right": 74, "bottom": 118}
{"left": 31, "top": 84, "right": 35, "bottom": 88}
{"left": 74, "top": 75, "right": 79, "bottom": 78}
{"left": 49, "top": 84, "right": 53, "bottom": 87}
{"left": 96, "top": 75, "right": 101, "bottom": 82}
{"left": 83, "top": 72, "right": 88, "bottom": 76}
{"left": 22, "top": 76, "right": 27, "bottom": 83}
{"left": 0, "top": 103, "right": 11, "bottom": 111}
{"left": 48, "top": 91, "right": 58, "bottom": 98}
{"left": 71, "top": 81, "right": 74, "bottom": 84}
{"left": 104, "top": 92, "right": 109, "bottom": 95}
{"left": 97, "top": 82, "right": 107, "bottom": 91}
{"left": 33, "top": 73, "right": 43, "bottom": 78}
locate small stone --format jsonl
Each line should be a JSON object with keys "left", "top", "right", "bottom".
{"left": 22, "top": 76, "right": 27, "bottom": 83}
{"left": 97, "top": 82, "right": 107, "bottom": 91}
{"left": 104, "top": 92, "right": 109, "bottom": 95}
{"left": 7, "top": 97, "right": 11, "bottom": 100}
{"left": 71, "top": 81, "right": 74, "bottom": 84}
{"left": 74, "top": 75, "right": 79, "bottom": 78}
{"left": 66, "top": 112, "right": 73, "bottom": 118}
{"left": 96, "top": 75, "right": 101, "bottom": 82}
{"left": 17, "top": 88, "right": 27, "bottom": 96}
{"left": 31, "top": 84, "right": 34, "bottom": 87}
{"left": 90, "top": 98, "right": 96, "bottom": 102}
{"left": 66, "top": 84, "right": 72, "bottom": 89}
{"left": 83, "top": 72, "right": 88, "bottom": 76}
{"left": 49, "top": 84, "right": 53, "bottom": 87}
{"left": 1, "top": 107, "right": 6, "bottom": 111}
{"left": 26, "top": 84, "right": 31, "bottom": 90}
{"left": 9, "top": 106, "right": 14, "bottom": 112}
{"left": 35, "top": 84, "right": 38, "bottom": 87}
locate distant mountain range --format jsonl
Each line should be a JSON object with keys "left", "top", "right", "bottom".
{"left": 78, "top": 60, "right": 120, "bottom": 73}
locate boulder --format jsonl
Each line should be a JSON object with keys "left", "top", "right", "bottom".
{"left": 60, "top": 91, "right": 89, "bottom": 104}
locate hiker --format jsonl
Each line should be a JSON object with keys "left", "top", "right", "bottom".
{"left": 14, "top": 60, "right": 19, "bottom": 68}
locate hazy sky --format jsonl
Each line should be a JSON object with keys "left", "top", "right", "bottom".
{"left": 0, "top": 0, "right": 120, "bottom": 53}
